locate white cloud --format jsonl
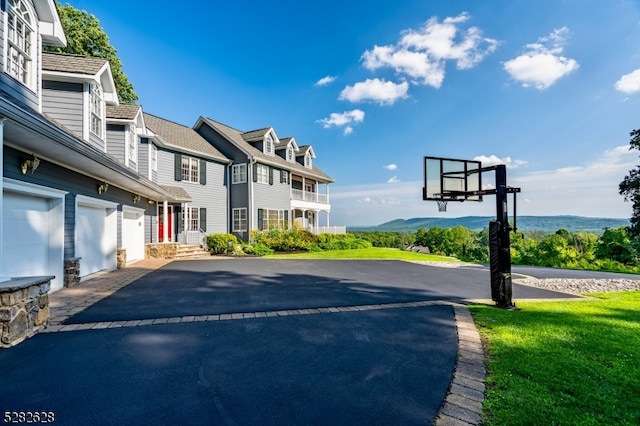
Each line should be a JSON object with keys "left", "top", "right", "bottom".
{"left": 384, "top": 164, "right": 398, "bottom": 171}
{"left": 504, "top": 27, "right": 579, "bottom": 90}
{"left": 339, "top": 78, "right": 409, "bottom": 105}
{"left": 315, "top": 75, "right": 336, "bottom": 86}
{"left": 361, "top": 13, "right": 498, "bottom": 88}
{"left": 473, "top": 155, "right": 527, "bottom": 169}
{"left": 330, "top": 146, "right": 635, "bottom": 226}
{"left": 387, "top": 176, "right": 400, "bottom": 183}
{"left": 615, "top": 69, "right": 640, "bottom": 94}
{"left": 316, "top": 109, "right": 365, "bottom": 134}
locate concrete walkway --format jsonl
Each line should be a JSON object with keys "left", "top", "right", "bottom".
{"left": 41, "top": 258, "right": 486, "bottom": 425}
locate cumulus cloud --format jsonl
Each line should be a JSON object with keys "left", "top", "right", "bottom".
{"left": 384, "top": 164, "right": 398, "bottom": 171}
{"left": 503, "top": 27, "right": 579, "bottom": 90}
{"left": 615, "top": 69, "right": 640, "bottom": 94}
{"left": 361, "top": 12, "right": 498, "bottom": 88}
{"left": 473, "top": 155, "right": 527, "bottom": 169}
{"left": 315, "top": 75, "right": 336, "bottom": 86}
{"left": 339, "top": 78, "right": 409, "bottom": 105}
{"left": 316, "top": 109, "right": 365, "bottom": 135}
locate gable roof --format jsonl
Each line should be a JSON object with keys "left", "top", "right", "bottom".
{"left": 106, "top": 104, "right": 141, "bottom": 121}
{"left": 195, "top": 117, "right": 334, "bottom": 183}
{"left": 42, "top": 52, "right": 108, "bottom": 75}
{"left": 242, "top": 127, "right": 271, "bottom": 142}
{"left": 144, "top": 113, "right": 229, "bottom": 163}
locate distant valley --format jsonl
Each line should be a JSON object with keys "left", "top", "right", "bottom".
{"left": 349, "top": 216, "right": 630, "bottom": 234}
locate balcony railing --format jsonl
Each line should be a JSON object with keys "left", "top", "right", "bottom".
{"left": 291, "top": 189, "right": 329, "bottom": 203}
{"left": 310, "top": 226, "right": 346, "bottom": 235}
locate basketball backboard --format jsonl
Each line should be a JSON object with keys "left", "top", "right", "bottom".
{"left": 422, "top": 156, "right": 482, "bottom": 202}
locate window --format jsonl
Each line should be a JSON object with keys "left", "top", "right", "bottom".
{"left": 232, "top": 164, "right": 247, "bottom": 184}
{"left": 181, "top": 156, "right": 200, "bottom": 183}
{"left": 287, "top": 145, "right": 294, "bottom": 162}
{"left": 233, "top": 208, "right": 247, "bottom": 232}
{"left": 264, "top": 134, "right": 273, "bottom": 155}
{"left": 258, "top": 209, "right": 288, "bottom": 230}
{"left": 182, "top": 207, "right": 200, "bottom": 231}
{"left": 151, "top": 146, "right": 158, "bottom": 172}
{"left": 256, "top": 164, "right": 269, "bottom": 184}
{"left": 305, "top": 153, "right": 312, "bottom": 168}
{"left": 128, "top": 125, "right": 137, "bottom": 163}
{"left": 6, "top": 0, "right": 34, "bottom": 89}
{"left": 280, "top": 170, "right": 289, "bottom": 184}
{"left": 90, "top": 83, "right": 103, "bottom": 137}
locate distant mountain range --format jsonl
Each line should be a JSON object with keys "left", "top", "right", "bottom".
{"left": 349, "top": 216, "right": 630, "bottom": 234}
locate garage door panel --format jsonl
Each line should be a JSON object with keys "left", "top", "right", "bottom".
{"left": 77, "top": 204, "right": 115, "bottom": 277}
{"left": 122, "top": 210, "right": 144, "bottom": 262}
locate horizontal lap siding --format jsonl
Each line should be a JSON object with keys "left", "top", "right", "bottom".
{"left": 252, "top": 166, "right": 291, "bottom": 229}
{"left": 42, "top": 81, "right": 84, "bottom": 139}
{"left": 157, "top": 150, "right": 228, "bottom": 234}
{"left": 106, "top": 125, "right": 126, "bottom": 164}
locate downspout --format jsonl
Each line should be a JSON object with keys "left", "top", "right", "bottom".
{"left": 248, "top": 157, "right": 256, "bottom": 240}
{"left": 227, "top": 163, "right": 231, "bottom": 234}
{"left": 0, "top": 118, "right": 6, "bottom": 282}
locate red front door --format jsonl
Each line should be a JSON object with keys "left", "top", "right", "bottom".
{"left": 158, "top": 205, "right": 173, "bottom": 242}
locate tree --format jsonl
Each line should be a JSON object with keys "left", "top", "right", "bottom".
{"left": 619, "top": 129, "right": 640, "bottom": 237}
{"left": 45, "top": 3, "right": 138, "bottom": 103}
{"left": 595, "top": 227, "right": 638, "bottom": 265}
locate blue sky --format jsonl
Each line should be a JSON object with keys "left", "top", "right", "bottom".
{"left": 67, "top": 0, "right": 640, "bottom": 226}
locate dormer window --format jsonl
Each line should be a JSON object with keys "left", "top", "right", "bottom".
{"left": 305, "top": 153, "right": 312, "bottom": 168}
{"left": 264, "top": 134, "right": 274, "bottom": 155}
{"left": 6, "top": 0, "right": 34, "bottom": 89}
{"left": 128, "top": 124, "right": 137, "bottom": 163}
{"left": 90, "top": 83, "right": 104, "bottom": 137}
{"left": 287, "top": 145, "right": 294, "bottom": 162}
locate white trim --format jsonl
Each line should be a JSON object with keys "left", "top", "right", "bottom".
{"left": 3, "top": 177, "right": 67, "bottom": 197}
{"left": 122, "top": 205, "right": 145, "bottom": 214}
{"left": 76, "top": 194, "right": 118, "bottom": 209}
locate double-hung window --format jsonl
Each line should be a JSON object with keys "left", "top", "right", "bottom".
{"left": 256, "top": 164, "right": 269, "bottom": 184}
{"left": 232, "top": 164, "right": 247, "bottom": 184}
{"left": 182, "top": 207, "right": 200, "bottom": 231}
{"left": 6, "top": 0, "right": 34, "bottom": 89}
{"left": 128, "top": 125, "right": 137, "bottom": 163}
{"left": 90, "top": 83, "right": 103, "bottom": 137}
{"left": 233, "top": 208, "right": 247, "bottom": 232}
{"left": 182, "top": 156, "right": 200, "bottom": 183}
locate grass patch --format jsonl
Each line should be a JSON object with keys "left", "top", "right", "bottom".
{"left": 265, "top": 247, "right": 456, "bottom": 261}
{"left": 469, "top": 291, "right": 640, "bottom": 425}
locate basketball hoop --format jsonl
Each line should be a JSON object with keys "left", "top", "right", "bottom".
{"left": 436, "top": 199, "right": 448, "bottom": 212}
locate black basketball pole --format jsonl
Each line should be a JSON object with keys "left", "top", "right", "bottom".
{"left": 493, "top": 164, "right": 514, "bottom": 308}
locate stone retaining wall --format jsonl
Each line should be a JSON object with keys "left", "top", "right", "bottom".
{"left": 146, "top": 243, "right": 180, "bottom": 259}
{"left": 0, "top": 277, "right": 53, "bottom": 348}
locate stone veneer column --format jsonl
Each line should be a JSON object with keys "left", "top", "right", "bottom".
{"left": 63, "top": 258, "right": 81, "bottom": 288}
{"left": 0, "top": 277, "right": 53, "bottom": 348}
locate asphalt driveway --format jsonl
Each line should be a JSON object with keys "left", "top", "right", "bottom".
{"left": 0, "top": 259, "right": 579, "bottom": 425}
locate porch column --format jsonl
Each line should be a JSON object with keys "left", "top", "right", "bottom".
{"left": 0, "top": 118, "right": 6, "bottom": 281}
{"left": 163, "top": 200, "right": 169, "bottom": 243}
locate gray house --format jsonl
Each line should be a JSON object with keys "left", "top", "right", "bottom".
{"left": 194, "top": 117, "right": 340, "bottom": 240}
{"left": 1, "top": 2, "right": 177, "bottom": 292}
{"left": 143, "top": 113, "right": 230, "bottom": 244}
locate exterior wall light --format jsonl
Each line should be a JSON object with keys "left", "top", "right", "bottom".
{"left": 133, "top": 194, "right": 141, "bottom": 203}
{"left": 20, "top": 154, "right": 40, "bottom": 174}
{"left": 98, "top": 182, "right": 109, "bottom": 194}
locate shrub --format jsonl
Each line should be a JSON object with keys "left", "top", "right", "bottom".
{"left": 312, "top": 233, "right": 373, "bottom": 251}
{"left": 251, "top": 228, "right": 316, "bottom": 252}
{"left": 243, "top": 243, "right": 274, "bottom": 256}
{"left": 206, "top": 233, "right": 239, "bottom": 255}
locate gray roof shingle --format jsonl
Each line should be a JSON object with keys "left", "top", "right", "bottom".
{"left": 107, "top": 104, "right": 141, "bottom": 120}
{"left": 199, "top": 117, "right": 333, "bottom": 183}
{"left": 42, "top": 52, "right": 107, "bottom": 75}
{"left": 144, "top": 113, "right": 229, "bottom": 163}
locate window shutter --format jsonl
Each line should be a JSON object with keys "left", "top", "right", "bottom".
{"left": 257, "top": 208, "right": 264, "bottom": 230}
{"left": 199, "top": 208, "right": 206, "bottom": 232}
{"left": 284, "top": 210, "right": 289, "bottom": 229}
{"left": 199, "top": 159, "right": 206, "bottom": 185}
{"left": 269, "top": 167, "right": 273, "bottom": 185}
{"left": 253, "top": 163, "right": 258, "bottom": 182}
{"left": 175, "top": 206, "right": 183, "bottom": 233}
{"left": 174, "top": 154, "right": 182, "bottom": 181}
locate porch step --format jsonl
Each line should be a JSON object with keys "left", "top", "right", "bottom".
{"left": 174, "top": 244, "right": 211, "bottom": 260}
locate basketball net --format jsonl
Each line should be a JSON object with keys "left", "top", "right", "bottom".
{"left": 436, "top": 199, "right": 448, "bottom": 212}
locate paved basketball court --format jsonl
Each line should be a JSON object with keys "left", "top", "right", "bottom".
{"left": 0, "top": 259, "right": 579, "bottom": 425}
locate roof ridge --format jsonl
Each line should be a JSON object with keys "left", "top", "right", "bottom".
{"left": 144, "top": 112, "right": 192, "bottom": 130}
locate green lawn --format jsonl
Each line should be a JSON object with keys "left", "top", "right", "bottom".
{"left": 265, "top": 247, "right": 456, "bottom": 262}
{"left": 469, "top": 292, "right": 640, "bottom": 425}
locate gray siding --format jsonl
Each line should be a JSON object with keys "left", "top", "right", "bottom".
{"left": 3, "top": 145, "right": 158, "bottom": 258}
{"left": 196, "top": 125, "right": 247, "bottom": 163}
{"left": 157, "top": 149, "right": 228, "bottom": 234}
{"left": 106, "top": 124, "right": 126, "bottom": 163}
{"left": 251, "top": 163, "right": 291, "bottom": 229}
{"left": 138, "top": 138, "right": 150, "bottom": 179}
{"left": 88, "top": 130, "right": 105, "bottom": 151}
{"left": 42, "top": 81, "right": 84, "bottom": 138}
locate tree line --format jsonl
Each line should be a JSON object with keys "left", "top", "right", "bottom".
{"left": 353, "top": 226, "right": 640, "bottom": 273}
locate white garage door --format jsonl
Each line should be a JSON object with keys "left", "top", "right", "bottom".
{"left": 77, "top": 201, "right": 116, "bottom": 277}
{"left": 122, "top": 209, "right": 145, "bottom": 262}
{"left": 3, "top": 192, "right": 50, "bottom": 278}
